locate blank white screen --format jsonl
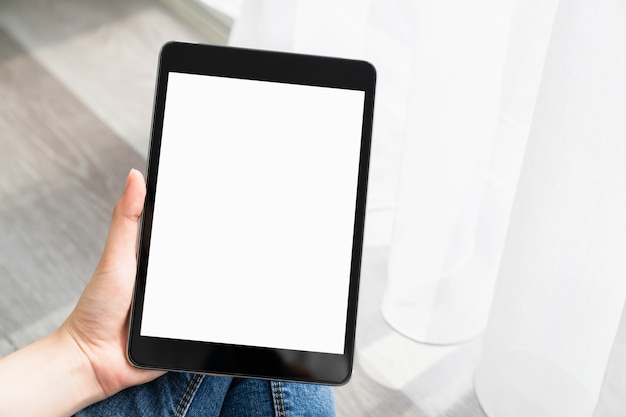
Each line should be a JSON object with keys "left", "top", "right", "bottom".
{"left": 140, "top": 72, "right": 364, "bottom": 354}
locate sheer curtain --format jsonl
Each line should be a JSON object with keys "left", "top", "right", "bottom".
{"left": 229, "top": 0, "right": 626, "bottom": 415}
{"left": 474, "top": 1, "right": 626, "bottom": 416}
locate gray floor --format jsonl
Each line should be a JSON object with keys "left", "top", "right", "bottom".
{"left": 0, "top": 1, "right": 486, "bottom": 415}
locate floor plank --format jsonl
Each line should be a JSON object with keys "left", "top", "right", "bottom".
{"left": 0, "top": 0, "right": 211, "bottom": 155}
{"left": 0, "top": 29, "right": 144, "bottom": 337}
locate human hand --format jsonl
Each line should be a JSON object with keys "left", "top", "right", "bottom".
{"left": 0, "top": 169, "right": 164, "bottom": 417}
{"left": 60, "top": 168, "right": 164, "bottom": 398}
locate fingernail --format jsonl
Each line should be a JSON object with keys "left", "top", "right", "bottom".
{"left": 125, "top": 168, "right": 135, "bottom": 191}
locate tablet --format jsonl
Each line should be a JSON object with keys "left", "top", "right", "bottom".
{"left": 128, "top": 41, "right": 376, "bottom": 385}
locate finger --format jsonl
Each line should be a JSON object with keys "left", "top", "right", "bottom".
{"left": 100, "top": 169, "right": 146, "bottom": 267}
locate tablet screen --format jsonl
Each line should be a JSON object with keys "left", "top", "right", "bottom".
{"left": 139, "top": 72, "right": 365, "bottom": 355}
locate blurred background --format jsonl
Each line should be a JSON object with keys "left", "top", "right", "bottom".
{"left": 1, "top": 1, "right": 625, "bottom": 416}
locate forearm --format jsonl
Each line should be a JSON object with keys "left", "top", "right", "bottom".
{"left": 0, "top": 328, "right": 104, "bottom": 417}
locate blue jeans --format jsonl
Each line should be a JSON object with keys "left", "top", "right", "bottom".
{"left": 75, "top": 372, "right": 335, "bottom": 416}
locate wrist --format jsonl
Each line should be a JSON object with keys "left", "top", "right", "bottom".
{"left": 53, "top": 326, "right": 108, "bottom": 408}
{"left": 0, "top": 328, "right": 106, "bottom": 417}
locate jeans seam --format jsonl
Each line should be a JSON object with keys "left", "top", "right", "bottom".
{"left": 271, "top": 381, "right": 287, "bottom": 417}
{"left": 174, "top": 374, "right": 205, "bottom": 417}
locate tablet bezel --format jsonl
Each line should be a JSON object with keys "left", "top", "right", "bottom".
{"left": 128, "top": 41, "right": 376, "bottom": 385}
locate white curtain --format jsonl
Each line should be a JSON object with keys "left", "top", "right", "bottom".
{"left": 474, "top": 0, "right": 626, "bottom": 416}
{"left": 383, "top": 0, "right": 518, "bottom": 344}
{"left": 229, "top": 1, "right": 626, "bottom": 415}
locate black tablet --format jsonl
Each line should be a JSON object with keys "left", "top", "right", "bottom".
{"left": 128, "top": 42, "right": 376, "bottom": 385}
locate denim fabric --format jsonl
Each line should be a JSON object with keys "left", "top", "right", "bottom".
{"left": 75, "top": 372, "right": 335, "bottom": 417}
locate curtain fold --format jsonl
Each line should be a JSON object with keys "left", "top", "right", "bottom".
{"left": 382, "top": 0, "right": 515, "bottom": 344}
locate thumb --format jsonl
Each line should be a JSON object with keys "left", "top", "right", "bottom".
{"left": 99, "top": 169, "right": 146, "bottom": 268}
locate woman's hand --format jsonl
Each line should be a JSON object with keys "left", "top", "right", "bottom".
{"left": 61, "top": 168, "right": 164, "bottom": 398}
{"left": 0, "top": 169, "right": 163, "bottom": 417}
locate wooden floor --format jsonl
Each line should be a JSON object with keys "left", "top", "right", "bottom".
{"left": 0, "top": 1, "right": 487, "bottom": 416}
